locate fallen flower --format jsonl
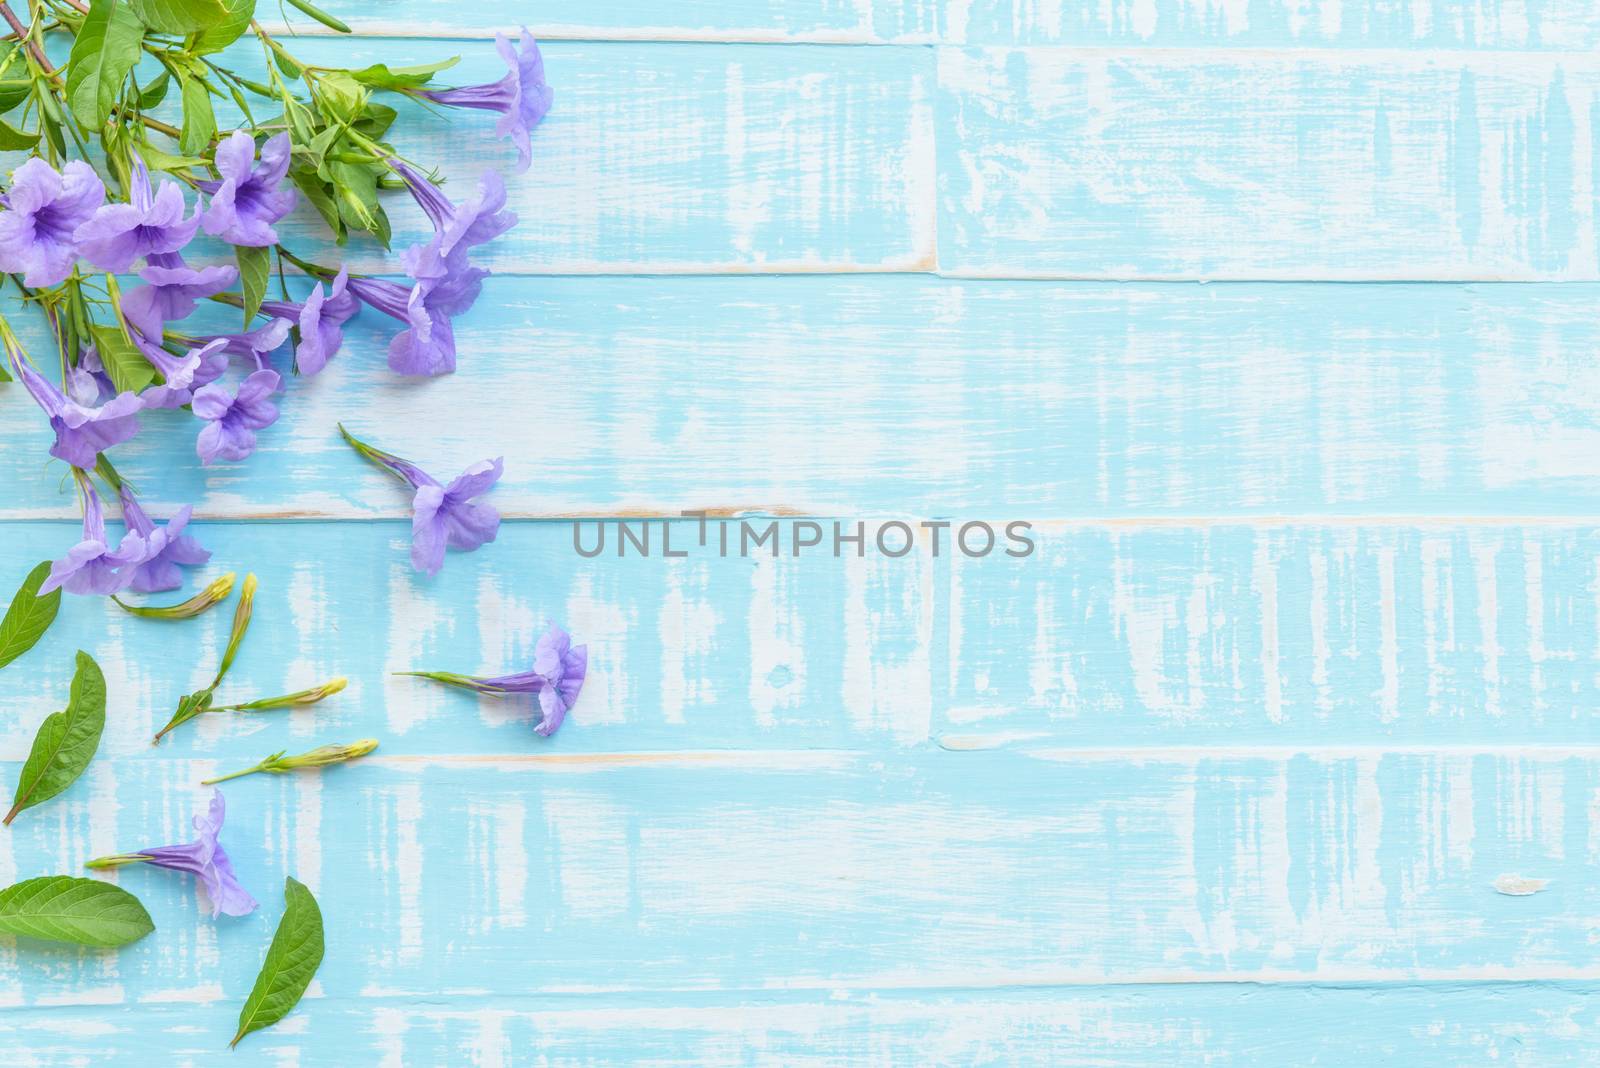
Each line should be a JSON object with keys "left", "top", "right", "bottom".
{"left": 202, "top": 739, "right": 379, "bottom": 785}
{"left": 400, "top": 621, "right": 587, "bottom": 736}
{"left": 85, "top": 789, "right": 258, "bottom": 917}
{"left": 337, "top": 424, "right": 501, "bottom": 575}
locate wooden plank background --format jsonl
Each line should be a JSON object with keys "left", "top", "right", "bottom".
{"left": 4, "top": 4, "right": 1600, "bottom": 1065}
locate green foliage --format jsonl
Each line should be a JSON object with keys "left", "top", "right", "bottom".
{"left": 89, "top": 321, "right": 156, "bottom": 393}
{"left": 0, "top": 876, "right": 154, "bottom": 948}
{"left": 236, "top": 244, "right": 271, "bottom": 324}
{"left": 0, "top": 562, "right": 61, "bottom": 672}
{"left": 233, "top": 878, "right": 325, "bottom": 1046}
{"left": 65, "top": 0, "right": 146, "bottom": 128}
{"left": 6, "top": 653, "right": 107, "bottom": 826}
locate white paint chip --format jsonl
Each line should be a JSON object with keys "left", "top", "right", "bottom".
{"left": 1492, "top": 874, "right": 1550, "bottom": 896}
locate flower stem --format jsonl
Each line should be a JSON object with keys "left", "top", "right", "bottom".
{"left": 200, "top": 763, "right": 266, "bottom": 786}
{"left": 84, "top": 853, "right": 151, "bottom": 869}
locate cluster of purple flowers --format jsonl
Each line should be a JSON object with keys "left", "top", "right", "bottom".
{"left": 5, "top": 32, "right": 553, "bottom": 601}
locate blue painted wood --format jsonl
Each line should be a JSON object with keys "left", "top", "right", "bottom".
{"left": 938, "top": 48, "right": 1600, "bottom": 278}
{"left": 305, "top": 0, "right": 938, "bottom": 42}
{"left": 0, "top": 9, "right": 1591, "bottom": 1064}
{"left": 4, "top": 985, "right": 1599, "bottom": 1064}
{"left": 2, "top": 521, "right": 1598, "bottom": 756}
{"left": 942, "top": 0, "right": 1600, "bottom": 47}
{"left": 4, "top": 279, "right": 1600, "bottom": 518}
{"left": 244, "top": 38, "right": 934, "bottom": 273}
{"left": 0, "top": 749, "right": 1594, "bottom": 1011}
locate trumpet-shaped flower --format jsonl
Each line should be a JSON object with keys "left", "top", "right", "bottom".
{"left": 85, "top": 791, "right": 257, "bottom": 918}
{"left": 121, "top": 254, "right": 239, "bottom": 339}
{"left": 0, "top": 159, "right": 105, "bottom": 286}
{"left": 198, "top": 131, "right": 296, "bottom": 246}
{"left": 416, "top": 30, "right": 552, "bottom": 172}
{"left": 260, "top": 268, "right": 358, "bottom": 376}
{"left": 41, "top": 478, "right": 146, "bottom": 596}
{"left": 400, "top": 622, "right": 588, "bottom": 736}
{"left": 8, "top": 351, "right": 141, "bottom": 468}
{"left": 338, "top": 424, "right": 501, "bottom": 574}
{"left": 119, "top": 486, "right": 211, "bottom": 593}
{"left": 191, "top": 369, "right": 280, "bottom": 464}
{"left": 74, "top": 156, "right": 200, "bottom": 272}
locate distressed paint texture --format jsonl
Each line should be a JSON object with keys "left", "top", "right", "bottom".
{"left": 939, "top": 48, "right": 1600, "bottom": 279}
{"left": 4, "top": 279, "right": 1600, "bottom": 517}
{"left": 4, "top": 2, "right": 1600, "bottom": 1064}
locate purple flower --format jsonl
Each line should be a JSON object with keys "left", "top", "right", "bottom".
{"left": 41, "top": 478, "right": 146, "bottom": 596}
{"left": 402, "top": 622, "right": 588, "bottom": 736}
{"left": 338, "top": 424, "right": 501, "bottom": 574}
{"left": 417, "top": 30, "right": 552, "bottom": 172}
{"left": 0, "top": 159, "right": 105, "bottom": 286}
{"left": 119, "top": 486, "right": 211, "bottom": 593}
{"left": 132, "top": 335, "right": 229, "bottom": 409}
{"left": 121, "top": 254, "right": 238, "bottom": 339}
{"left": 8, "top": 351, "right": 142, "bottom": 468}
{"left": 189, "top": 317, "right": 292, "bottom": 370}
{"left": 191, "top": 369, "right": 280, "bottom": 464}
{"left": 198, "top": 131, "right": 296, "bottom": 246}
{"left": 391, "top": 162, "right": 517, "bottom": 279}
{"left": 260, "top": 268, "right": 358, "bottom": 376}
{"left": 74, "top": 156, "right": 200, "bottom": 273}
{"left": 347, "top": 270, "right": 481, "bottom": 377}
{"left": 90, "top": 791, "right": 257, "bottom": 918}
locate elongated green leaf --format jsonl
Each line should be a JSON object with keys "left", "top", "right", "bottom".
{"left": 0, "top": 876, "right": 154, "bottom": 947}
{"left": 178, "top": 71, "right": 215, "bottom": 156}
{"left": 348, "top": 57, "right": 458, "bottom": 92}
{"left": 65, "top": 0, "right": 146, "bottom": 128}
{"left": 6, "top": 653, "right": 106, "bottom": 825}
{"left": 137, "top": 70, "right": 171, "bottom": 109}
{"left": 233, "top": 878, "right": 324, "bottom": 1046}
{"left": 236, "top": 244, "right": 270, "bottom": 325}
{"left": 127, "top": 0, "right": 227, "bottom": 34}
{"left": 0, "top": 119, "right": 37, "bottom": 149}
{"left": 189, "top": 0, "right": 254, "bottom": 53}
{"left": 89, "top": 322, "right": 156, "bottom": 394}
{"left": 0, "top": 562, "right": 60, "bottom": 672}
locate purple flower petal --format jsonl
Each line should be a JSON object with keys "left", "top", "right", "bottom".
{"left": 0, "top": 159, "right": 106, "bottom": 286}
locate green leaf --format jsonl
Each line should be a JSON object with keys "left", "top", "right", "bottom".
{"left": 0, "top": 79, "right": 30, "bottom": 115}
{"left": 127, "top": 0, "right": 228, "bottom": 34}
{"left": 236, "top": 244, "right": 270, "bottom": 325}
{"left": 352, "top": 101, "right": 397, "bottom": 140}
{"left": 0, "top": 876, "right": 154, "bottom": 947}
{"left": 133, "top": 140, "right": 206, "bottom": 173}
{"left": 178, "top": 71, "right": 215, "bottom": 155}
{"left": 65, "top": 0, "right": 146, "bottom": 128}
{"left": 233, "top": 877, "right": 325, "bottom": 1047}
{"left": 348, "top": 57, "right": 457, "bottom": 92}
{"left": 137, "top": 69, "right": 171, "bottom": 109}
{"left": 6, "top": 653, "right": 106, "bottom": 826}
{"left": 290, "top": 166, "right": 343, "bottom": 240}
{"left": 0, "top": 562, "right": 61, "bottom": 672}
{"left": 188, "top": 0, "right": 254, "bottom": 53}
{"left": 0, "top": 118, "right": 37, "bottom": 150}
{"left": 89, "top": 322, "right": 156, "bottom": 394}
